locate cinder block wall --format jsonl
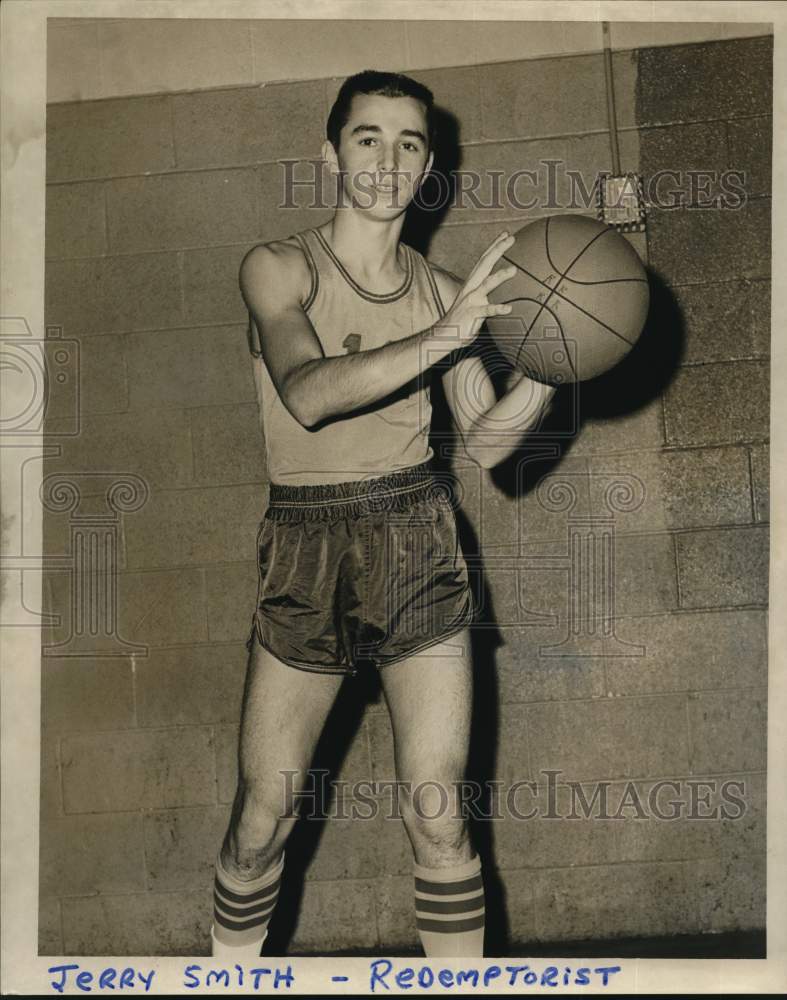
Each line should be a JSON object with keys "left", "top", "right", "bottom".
{"left": 40, "top": 34, "right": 770, "bottom": 954}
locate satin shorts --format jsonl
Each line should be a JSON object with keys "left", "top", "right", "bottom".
{"left": 245, "top": 459, "right": 475, "bottom": 677}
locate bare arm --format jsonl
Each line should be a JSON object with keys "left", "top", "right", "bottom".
{"left": 239, "top": 233, "right": 516, "bottom": 430}
{"left": 436, "top": 268, "right": 556, "bottom": 468}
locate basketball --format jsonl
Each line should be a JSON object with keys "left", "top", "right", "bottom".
{"left": 486, "top": 214, "right": 650, "bottom": 384}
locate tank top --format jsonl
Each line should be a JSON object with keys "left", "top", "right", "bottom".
{"left": 252, "top": 227, "right": 448, "bottom": 486}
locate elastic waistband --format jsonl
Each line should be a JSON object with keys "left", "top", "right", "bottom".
{"left": 266, "top": 459, "right": 452, "bottom": 521}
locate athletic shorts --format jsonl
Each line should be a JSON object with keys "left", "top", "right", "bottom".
{"left": 245, "top": 458, "right": 476, "bottom": 677}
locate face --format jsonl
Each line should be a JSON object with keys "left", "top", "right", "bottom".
{"left": 323, "top": 92, "right": 434, "bottom": 218}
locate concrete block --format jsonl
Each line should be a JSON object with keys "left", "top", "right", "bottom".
{"left": 444, "top": 135, "right": 599, "bottom": 229}
{"left": 375, "top": 813, "right": 413, "bottom": 878}
{"left": 635, "top": 36, "right": 772, "bottom": 126}
{"left": 47, "top": 95, "right": 175, "bottom": 183}
{"left": 125, "top": 325, "right": 256, "bottom": 413}
{"left": 570, "top": 394, "right": 665, "bottom": 456}
{"left": 123, "top": 484, "right": 264, "bottom": 570}
{"left": 526, "top": 694, "right": 690, "bottom": 782}
{"left": 45, "top": 408, "right": 194, "bottom": 492}
{"left": 751, "top": 280, "right": 771, "bottom": 357}
{"left": 688, "top": 689, "right": 767, "bottom": 773}
{"left": 107, "top": 170, "right": 260, "bottom": 254}
{"left": 38, "top": 896, "right": 62, "bottom": 956}
{"left": 205, "top": 560, "right": 259, "bottom": 643}
{"left": 172, "top": 81, "right": 325, "bottom": 170}
{"left": 587, "top": 446, "right": 753, "bottom": 533}
{"left": 428, "top": 220, "right": 510, "bottom": 281}
{"left": 302, "top": 805, "right": 391, "bottom": 882}
{"left": 41, "top": 490, "right": 128, "bottom": 571}
{"left": 214, "top": 724, "right": 239, "bottom": 805}
{"left": 532, "top": 860, "right": 697, "bottom": 941}
{"left": 45, "top": 181, "right": 106, "bottom": 259}
{"left": 253, "top": 20, "right": 406, "bottom": 85}
{"left": 61, "top": 888, "right": 212, "bottom": 956}
{"left": 638, "top": 121, "right": 729, "bottom": 207}
{"left": 191, "top": 403, "right": 266, "bottom": 486}
{"left": 291, "top": 879, "right": 378, "bottom": 952}
{"left": 611, "top": 50, "right": 638, "bottom": 129}
{"left": 474, "top": 20, "right": 597, "bottom": 65}
{"left": 610, "top": 21, "right": 724, "bottom": 51}
{"left": 406, "top": 65, "right": 482, "bottom": 144}
{"left": 495, "top": 623, "right": 606, "bottom": 704}
{"left": 750, "top": 443, "right": 769, "bottom": 522}
{"left": 40, "top": 731, "right": 63, "bottom": 819}
{"left": 492, "top": 703, "right": 532, "bottom": 786}
{"left": 727, "top": 116, "right": 772, "bottom": 199}
{"left": 144, "top": 806, "right": 230, "bottom": 891}
{"left": 692, "top": 854, "right": 766, "bottom": 932}
{"left": 40, "top": 813, "right": 146, "bottom": 896}
{"left": 612, "top": 532, "right": 680, "bottom": 616}
{"left": 99, "top": 19, "right": 253, "bottom": 98}
{"left": 368, "top": 712, "right": 396, "bottom": 784}
{"left": 375, "top": 875, "right": 420, "bottom": 951}
{"left": 46, "top": 252, "right": 184, "bottom": 336}
{"left": 315, "top": 718, "right": 374, "bottom": 788}
{"left": 481, "top": 538, "right": 573, "bottom": 625}
{"left": 676, "top": 525, "right": 769, "bottom": 608}
{"left": 499, "top": 869, "right": 538, "bottom": 947}
{"left": 480, "top": 54, "right": 607, "bottom": 141}
{"left": 182, "top": 244, "right": 254, "bottom": 327}
{"left": 614, "top": 771, "right": 765, "bottom": 863}
{"left": 46, "top": 332, "right": 129, "bottom": 418}
{"left": 259, "top": 160, "right": 334, "bottom": 243}
{"left": 42, "top": 560, "right": 207, "bottom": 660}
{"left": 605, "top": 609, "right": 768, "bottom": 696}
{"left": 669, "top": 281, "right": 771, "bottom": 365}
{"left": 663, "top": 361, "right": 769, "bottom": 448}
{"left": 116, "top": 567, "right": 209, "bottom": 647}
{"left": 647, "top": 198, "right": 771, "bottom": 286}
{"left": 474, "top": 455, "right": 592, "bottom": 550}
{"left": 47, "top": 21, "right": 102, "bottom": 103}
{"left": 135, "top": 644, "right": 247, "bottom": 728}
{"left": 61, "top": 727, "right": 216, "bottom": 812}
{"left": 493, "top": 784, "right": 622, "bottom": 871}
{"left": 42, "top": 657, "right": 135, "bottom": 732}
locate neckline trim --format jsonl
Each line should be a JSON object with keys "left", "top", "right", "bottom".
{"left": 313, "top": 228, "right": 414, "bottom": 303}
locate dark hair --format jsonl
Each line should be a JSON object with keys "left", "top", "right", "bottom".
{"left": 326, "top": 69, "right": 436, "bottom": 152}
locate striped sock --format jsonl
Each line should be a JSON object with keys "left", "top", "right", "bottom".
{"left": 210, "top": 851, "right": 284, "bottom": 959}
{"left": 413, "top": 854, "right": 485, "bottom": 957}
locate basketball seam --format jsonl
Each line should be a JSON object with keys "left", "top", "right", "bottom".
{"left": 543, "top": 219, "right": 611, "bottom": 286}
{"left": 511, "top": 216, "right": 587, "bottom": 379}
{"left": 503, "top": 221, "right": 637, "bottom": 350}
{"left": 507, "top": 298, "right": 570, "bottom": 380}
{"left": 547, "top": 225, "right": 647, "bottom": 286}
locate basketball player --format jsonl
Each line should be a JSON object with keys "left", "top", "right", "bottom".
{"left": 211, "top": 70, "right": 556, "bottom": 959}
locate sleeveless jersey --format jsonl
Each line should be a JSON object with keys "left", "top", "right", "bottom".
{"left": 252, "top": 227, "right": 448, "bottom": 486}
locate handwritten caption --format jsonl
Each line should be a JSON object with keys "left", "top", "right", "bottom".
{"left": 47, "top": 961, "right": 623, "bottom": 993}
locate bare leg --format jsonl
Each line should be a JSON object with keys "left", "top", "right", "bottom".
{"left": 222, "top": 633, "right": 346, "bottom": 879}
{"left": 380, "top": 627, "right": 474, "bottom": 866}
{"left": 379, "top": 627, "right": 484, "bottom": 956}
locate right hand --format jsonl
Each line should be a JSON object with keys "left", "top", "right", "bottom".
{"left": 436, "top": 231, "right": 517, "bottom": 344}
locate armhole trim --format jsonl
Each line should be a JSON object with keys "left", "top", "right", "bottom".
{"left": 423, "top": 260, "right": 448, "bottom": 318}
{"left": 292, "top": 231, "right": 319, "bottom": 312}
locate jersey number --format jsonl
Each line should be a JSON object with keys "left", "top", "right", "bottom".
{"left": 343, "top": 334, "right": 362, "bottom": 354}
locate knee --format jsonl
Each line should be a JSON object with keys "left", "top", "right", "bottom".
{"left": 227, "top": 781, "right": 295, "bottom": 860}
{"left": 400, "top": 781, "right": 469, "bottom": 853}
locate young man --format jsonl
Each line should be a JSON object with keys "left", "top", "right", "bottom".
{"left": 211, "top": 70, "right": 556, "bottom": 959}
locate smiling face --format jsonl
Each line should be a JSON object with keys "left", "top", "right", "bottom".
{"left": 323, "top": 92, "right": 434, "bottom": 219}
